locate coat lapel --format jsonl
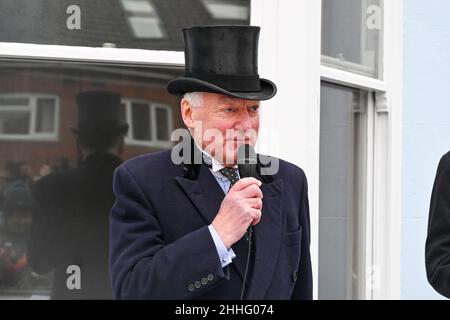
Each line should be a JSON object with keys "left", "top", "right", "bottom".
{"left": 175, "top": 155, "right": 284, "bottom": 299}
{"left": 175, "top": 164, "right": 225, "bottom": 225}
{"left": 246, "top": 178, "right": 284, "bottom": 300}
{"left": 175, "top": 163, "right": 247, "bottom": 279}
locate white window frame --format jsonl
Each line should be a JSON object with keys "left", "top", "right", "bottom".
{"left": 0, "top": 93, "right": 59, "bottom": 141}
{"left": 318, "top": 1, "right": 402, "bottom": 301}
{"left": 122, "top": 98, "right": 173, "bottom": 149}
{"left": 0, "top": 0, "right": 402, "bottom": 300}
{"left": 252, "top": 0, "right": 402, "bottom": 300}
{"left": 321, "top": 0, "right": 383, "bottom": 79}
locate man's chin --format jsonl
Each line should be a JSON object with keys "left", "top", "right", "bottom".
{"left": 210, "top": 142, "right": 254, "bottom": 165}
{"left": 223, "top": 149, "right": 239, "bottom": 166}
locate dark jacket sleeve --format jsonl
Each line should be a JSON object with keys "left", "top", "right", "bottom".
{"left": 291, "top": 170, "right": 313, "bottom": 300}
{"left": 426, "top": 154, "right": 450, "bottom": 298}
{"left": 28, "top": 178, "right": 59, "bottom": 274}
{"left": 109, "top": 165, "right": 227, "bottom": 299}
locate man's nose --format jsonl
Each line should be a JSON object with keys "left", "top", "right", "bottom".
{"left": 236, "top": 110, "right": 253, "bottom": 131}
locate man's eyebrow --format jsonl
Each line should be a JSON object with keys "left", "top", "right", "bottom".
{"left": 217, "top": 96, "right": 259, "bottom": 105}
{"left": 217, "top": 96, "right": 236, "bottom": 104}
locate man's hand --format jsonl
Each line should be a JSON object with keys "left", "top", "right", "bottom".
{"left": 212, "top": 177, "right": 263, "bottom": 248}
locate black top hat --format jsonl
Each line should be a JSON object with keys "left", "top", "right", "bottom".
{"left": 71, "top": 91, "right": 129, "bottom": 135}
{"left": 167, "top": 26, "right": 277, "bottom": 101}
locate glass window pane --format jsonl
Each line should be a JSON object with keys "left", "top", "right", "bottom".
{"left": 155, "top": 107, "right": 169, "bottom": 141}
{"left": 131, "top": 102, "right": 151, "bottom": 141}
{"left": 36, "top": 98, "right": 56, "bottom": 133}
{"left": 0, "top": 60, "right": 184, "bottom": 298}
{"left": 128, "top": 17, "right": 165, "bottom": 39}
{"left": 319, "top": 82, "right": 368, "bottom": 299}
{"left": 321, "top": 0, "right": 383, "bottom": 78}
{"left": 121, "top": 0, "right": 155, "bottom": 13}
{"left": 0, "top": 111, "right": 30, "bottom": 134}
{"left": 0, "top": 97, "right": 29, "bottom": 107}
{"left": 202, "top": 0, "right": 249, "bottom": 20}
{"left": 0, "top": 0, "right": 250, "bottom": 51}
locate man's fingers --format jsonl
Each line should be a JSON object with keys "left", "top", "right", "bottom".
{"left": 230, "top": 177, "right": 261, "bottom": 192}
{"left": 239, "top": 184, "right": 263, "bottom": 199}
{"left": 249, "top": 209, "right": 262, "bottom": 225}
{"left": 247, "top": 198, "right": 263, "bottom": 210}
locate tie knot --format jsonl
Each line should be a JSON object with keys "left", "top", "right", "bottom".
{"left": 219, "top": 167, "right": 240, "bottom": 187}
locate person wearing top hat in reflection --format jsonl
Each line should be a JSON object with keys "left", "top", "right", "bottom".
{"left": 110, "top": 26, "right": 312, "bottom": 300}
{"left": 28, "top": 91, "right": 129, "bottom": 299}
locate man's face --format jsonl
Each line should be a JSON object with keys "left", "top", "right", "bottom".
{"left": 183, "top": 92, "right": 260, "bottom": 166}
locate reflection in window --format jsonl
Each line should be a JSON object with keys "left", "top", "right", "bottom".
{"left": 155, "top": 106, "right": 169, "bottom": 141}
{"left": 0, "top": 97, "right": 29, "bottom": 106}
{"left": 131, "top": 102, "right": 152, "bottom": 141}
{"left": 0, "top": 177, "right": 51, "bottom": 295}
{"left": 36, "top": 99, "right": 56, "bottom": 134}
{"left": 121, "top": 0, "right": 154, "bottom": 12}
{"left": 0, "top": 94, "right": 58, "bottom": 140}
{"left": 128, "top": 16, "right": 164, "bottom": 39}
{"left": 0, "top": 0, "right": 250, "bottom": 50}
{"left": 321, "top": 0, "right": 383, "bottom": 78}
{"left": 122, "top": 98, "right": 172, "bottom": 146}
{"left": 202, "top": 0, "right": 249, "bottom": 20}
{"left": 121, "top": 0, "right": 165, "bottom": 39}
{"left": 0, "top": 111, "right": 29, "bottom": 134}
{"left": 0, "top": 60, "right": 183, "bottom": 299}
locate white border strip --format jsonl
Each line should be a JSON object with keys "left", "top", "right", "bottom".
{"left": 0, "top": 42, "right": 185, "bottom": 66}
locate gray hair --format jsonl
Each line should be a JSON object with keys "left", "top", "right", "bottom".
{"left": 182, "top": 92, "right": 204, "bottom": 108}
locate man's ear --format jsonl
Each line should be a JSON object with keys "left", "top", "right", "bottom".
{"left": 181, "top": 99, "right": 195, "bottom": 130}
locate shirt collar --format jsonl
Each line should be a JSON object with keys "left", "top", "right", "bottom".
{"left": 194, "top": 141, "right": 237, "bottom": 173}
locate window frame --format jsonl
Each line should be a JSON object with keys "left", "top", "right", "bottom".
{"left": 122, "top": 97, "right": 173, "bottom": 148}
{"left": 318, "top": 0, "right": 402, "bottom": 300}
{"left": 0, "top": 93, "right": 59, "bottom": 141}
{"left": 321, "top": 0, "right": 384, "bottom": 79}
{"left": 251, "top": 0, "right": 402, "bottom": 300}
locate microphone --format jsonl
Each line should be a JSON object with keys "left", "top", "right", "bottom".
{"left": 237, "top": 143, "right": 257, "bottom": 179}
{"left": 237, "top": 144, "right": 258, "bottom": 300}
{"left": 237, "top": 144, "right": 258, "bottom": 232}
{"left": 237, "top": 143, "right": 258, "bottom": 234}
{"left": 237, "top": 144, "right": 259, "bottom": 234}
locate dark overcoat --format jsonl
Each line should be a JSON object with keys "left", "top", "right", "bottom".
{"left": 110, "top": 145, "right": 313, "bottom": 300}
{"left": 426, "top": 151, "right": 450, "bottom": 298}
{"left": 29, "top": 153, "right": 122, "bottom": 299}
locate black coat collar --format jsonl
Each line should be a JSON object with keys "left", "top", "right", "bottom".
{"left": 174, "top": 137, "right": 282, "bottom": 299}
{"left": 178, "top": 137, "right": 275, "bottom": 184}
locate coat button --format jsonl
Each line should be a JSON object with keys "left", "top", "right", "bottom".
{"left": 292, "top": 270, "right": 298, "bottom": 282}
{"left": 195, "top": 281, "right": 201, "bottom": 288}
{"left": 201, "top": 277, "right": 208, "bottom": 285}
{"left": 188, "top": 284, "right": 195, "bottom": 292}
{"left": 207, "top": 274, "right": 214, "bottom": 281}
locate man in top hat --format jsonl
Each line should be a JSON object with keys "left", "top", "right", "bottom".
{"left": 28, "top": 90, "right": 128, "bottom": 299}
{"left": 110, "top": 26, "right": 312, "bottom": 300}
